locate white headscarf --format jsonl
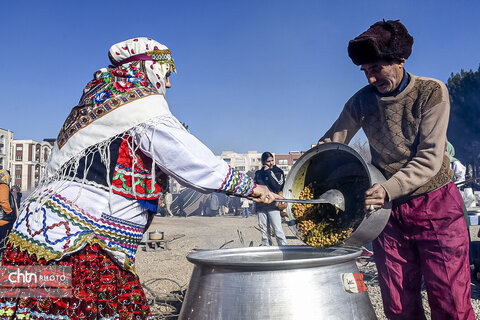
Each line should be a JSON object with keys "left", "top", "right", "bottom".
{"left": 46, "top": 37, "right": 175, "bottom": 177}
{"left": 108, "top": 37, "right": 176, "bottom": 96}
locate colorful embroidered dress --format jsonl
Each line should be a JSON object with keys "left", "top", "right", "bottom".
{"left": 0, "top": 38, "right": 256, "bottom": 320}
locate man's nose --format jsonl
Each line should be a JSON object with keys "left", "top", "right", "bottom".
{"left": 366, "top": 74, "right": 376, "bottom": 84}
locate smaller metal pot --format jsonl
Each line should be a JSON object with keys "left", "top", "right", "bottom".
{"left": 148, "top": 230, "right": 164, "bottom": 240}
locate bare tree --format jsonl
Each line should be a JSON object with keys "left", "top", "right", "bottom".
{"left": 350, "top": 138, "right": 371, "bottom": 163}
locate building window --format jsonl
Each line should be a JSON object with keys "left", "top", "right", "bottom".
{"left": 236, "top": 158, "right": 245, "bottom": 164}
{"left": 235, "top": 166, "right": 245, "bottom": 171}
{"left": 16, "top": 156, "right": 22, "bottom": 160}
{"left": 223, "top": 158, "right": 231, "bottom": 163}
{"left": 15, "top": 174, "right": 21, "bottom": 179}
{"left": 280, "top": 166, "right": 289, "bottom": 171}
{"left": 16, "top": 145, "right": 23, "bottom": 151}
{"left": 279, "top": 159, "right": 288, "bottom": 165}
{"left": 15, "top": 165, "right": 22, "bottom": 170}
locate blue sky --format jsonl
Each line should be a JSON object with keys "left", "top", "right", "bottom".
{"left": 1, "top": 1, "right": 479, "bottom": 154}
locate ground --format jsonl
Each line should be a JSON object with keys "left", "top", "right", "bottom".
{"left": 136, "top": 215, "right": 480, "bottom": 319}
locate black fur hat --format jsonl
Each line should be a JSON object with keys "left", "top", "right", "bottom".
{"left": 348, "top": 20, "right": 414, "bottom": 65}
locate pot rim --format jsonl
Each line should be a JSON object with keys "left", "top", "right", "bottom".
{"left": 186, "top": 245, "right": 362, "bottom": 270}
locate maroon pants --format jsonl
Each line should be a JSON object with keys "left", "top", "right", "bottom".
{"left": 372, "top": 182, "right": 475, "bottom": 320}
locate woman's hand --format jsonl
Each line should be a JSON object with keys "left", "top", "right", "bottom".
{"left": 251, "top": 185, "right": 283, "bottom": 204}
{"left": 365, "top": 183, "right": 387, "bottom": 214}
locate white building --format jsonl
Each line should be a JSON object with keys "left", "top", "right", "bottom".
{"left": 217, "top": 150, "right": 263, "bottom": 173}
{"left": 12, "top": 139, "right": 53, "bottom": 192}
{"left": 0, "top": 128, "right": 14, "bottom": 172}
{"left": 217, "top": 150, "right": 304, "bottom": 175}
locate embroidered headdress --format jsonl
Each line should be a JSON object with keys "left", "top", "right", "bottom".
{"left": 108, "top": 37, "right": 176, "bottom": 96}
{"left": 46, "top": 38, "right": 175, "bottom": 178}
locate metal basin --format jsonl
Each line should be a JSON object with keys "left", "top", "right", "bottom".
{"left": 179, "top": 246, "right": 377, "bottom": 320}
{"left": 284, "top": 143, "right": 391, "bottom": 247}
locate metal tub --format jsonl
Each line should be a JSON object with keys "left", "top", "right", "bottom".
{"left": 179, "top": 246, "right": 377, "bottom": 320}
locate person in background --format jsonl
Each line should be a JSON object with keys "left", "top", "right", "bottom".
{"left": 240, "top": 197, "right": 250, "bottom": 218}
{"left": 10, "top": 185, "right": 21, "bottom": 208}
{"left": 254, "top": 152, "right": 288, "bottom": 246}
{"left": 447, "top": 141, "right": 466, "bottom": 183}
{"left": 232, "top": 195, "right": 242, "bottom": 216}
{"left": 205, "top": 193, "right": 220, "bottom": 216}
{"left": 0, "top": 170, "right": 16, "bottom": 255}
{"left": 163, "top": 191, "right": 173, "bottom": 216}
{"left": 0, "top": 37, "right": 279, "bottom": 319}
{"left": 218, "top": 193, "right": 228, "bottom": 216}
{"left": 318, "top": 20, "right": 474, "bottom": 319}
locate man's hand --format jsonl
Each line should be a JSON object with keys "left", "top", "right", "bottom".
{"left": 317, "top": 139, "right": 335, "bottom": 146}
{"left": 275, "top": 202, "right": 288, "bottom": 210}
{"left": 251, "top": 185, "right": 283, "bottom": 204}
{"left": 365, "top": 183, "right": 387, "bottom": 214}
{"left": 275, "top": 191, "right": 288, "bottom": 210}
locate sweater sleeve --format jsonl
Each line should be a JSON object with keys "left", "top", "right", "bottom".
{"left": 381, "top": 81, "right": 450, "bottom": 200}
{"left": 0, "top": 184, "right": 12, "bottom": 214}
{"left": 132, "top": 115, "right": 256, "bottom": 196}
{"left": 319, "top": 98, "right": 361, "bottom": 144}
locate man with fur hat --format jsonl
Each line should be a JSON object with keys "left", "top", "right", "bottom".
{"left": 319, "top": 20, "right": 475, "bottom": 319}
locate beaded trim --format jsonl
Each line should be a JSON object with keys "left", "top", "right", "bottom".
{"left": 10, "top": 193, "right": 145, "bottom": 274}
{"left": 219, "top": 167, "right": 256, "bottom": 197}
{"left": 147, "top": 49, "right": 176, "bottom": 73}
{"left": 57, "top": 87, "right": 156, "bottom": 149}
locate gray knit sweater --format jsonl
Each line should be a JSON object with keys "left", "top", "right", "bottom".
{"left": 320, "top": 73, "right": 453, "bottom": 201}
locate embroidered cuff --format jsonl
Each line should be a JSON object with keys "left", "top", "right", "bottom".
{"left": 219, "top": 167, "right": 256, "bottom": 197}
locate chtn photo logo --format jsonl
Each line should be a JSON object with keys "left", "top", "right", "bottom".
{"left": 0, "top": 265, "right": 72, "bottom": 298}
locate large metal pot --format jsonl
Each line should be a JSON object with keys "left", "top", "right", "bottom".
{"left": 179, "top": 246, "right": 377, "bottom": 320}
{"left": 284, "top": 143, "right": 391, "bottom": 247}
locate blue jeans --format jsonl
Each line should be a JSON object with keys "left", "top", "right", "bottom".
{"left": 257, "top": 209, "right": 287, "bottom": 246}
{"left": 242, "top": 207, "right": 249, "bottom": 218}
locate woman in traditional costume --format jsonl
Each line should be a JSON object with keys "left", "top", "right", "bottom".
{"left": 0, "top": 37, "right": 278, "bottom": 319}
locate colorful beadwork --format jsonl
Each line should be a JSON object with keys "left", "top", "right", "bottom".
{"left": 0, "top": 244, "right": 153, "bottom": 320}
{"left": 57, "top": 62, "right": 158, "bottom": 149}
{"left": 111, "top": 137, "right": 163, "bottom": 200}
{"left": 219, "top": 167, "right": 256, "bottom": 197}
{"left": 10, "top": 192, "right": 145, "bottom": 273}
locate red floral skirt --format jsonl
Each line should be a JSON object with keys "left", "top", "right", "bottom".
{"left": 0, "top": 243, "right": 152, "bottom": 319}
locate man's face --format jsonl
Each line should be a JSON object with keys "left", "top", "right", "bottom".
{"left": 360, "top": 59, "right": 405, "bottom": 94}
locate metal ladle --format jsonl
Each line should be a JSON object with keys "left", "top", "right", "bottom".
{"left": 247, "top": 189, "right": 345, "bottom": 211}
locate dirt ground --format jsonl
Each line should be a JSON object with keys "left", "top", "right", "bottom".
{"left": 136, "top": 215, "right": 480, "bottom": 320}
